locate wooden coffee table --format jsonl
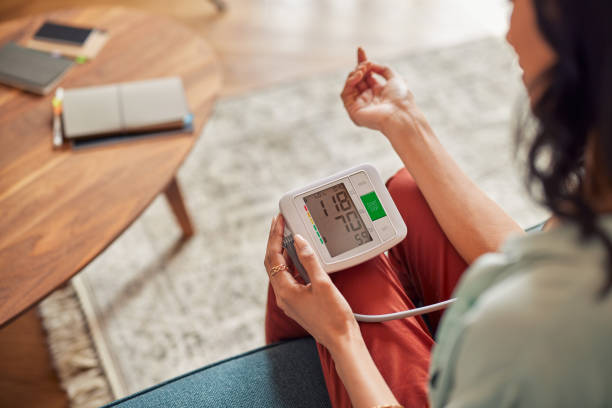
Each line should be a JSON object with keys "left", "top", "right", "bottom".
{"left": 0, "top": 7, "right": 222, "bottom": 328}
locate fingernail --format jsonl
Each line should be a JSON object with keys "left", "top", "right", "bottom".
{"left": 294, "top": 235, "right": 314, "bottom": 255}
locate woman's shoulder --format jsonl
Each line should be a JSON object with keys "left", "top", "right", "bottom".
{"left": 459, "top": 218, "right": 612, "bottom": 303}
{"left": 463, "top": 249, "right": 612, "bottom": 349}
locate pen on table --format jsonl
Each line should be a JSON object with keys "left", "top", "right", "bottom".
{"left": 52, "top": 87, "right": 64, "bottom": 148}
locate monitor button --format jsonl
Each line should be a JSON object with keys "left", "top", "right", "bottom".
{"left": 349, "top": 172, "right": 373, "bottom": 196}
{"left": 374, "top": 217, "right": 395, "bottom": 241}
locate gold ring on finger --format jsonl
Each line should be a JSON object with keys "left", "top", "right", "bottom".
{"left": 269, "top": 264, "right": 289, "bottom": 278}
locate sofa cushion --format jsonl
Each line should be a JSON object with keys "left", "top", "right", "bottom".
{"left": 103, "top": 337, "right": 332, "bottom": 408}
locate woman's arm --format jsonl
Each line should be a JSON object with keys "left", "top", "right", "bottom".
{"left": 264, "top": 216, "right": 400, "bottom": 408}
{"left": 328, "top": 330, "right": 399, "bottom": 408}
{"left": 342, "top": 49, "right": 523, "bottom": 263}
{"left": 385, "top": 111, "right": 524, "bottom": 263}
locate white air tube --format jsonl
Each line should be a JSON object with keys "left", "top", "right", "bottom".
{"left": 353, "top": 298, "right": 457, "bottom": 323}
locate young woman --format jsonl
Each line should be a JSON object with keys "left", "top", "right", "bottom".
{"left": 264, "top": 0, "right": 612, "bottom": 406}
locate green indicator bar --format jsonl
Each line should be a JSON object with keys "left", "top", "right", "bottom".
{"left": 360, "top": 191, "right": 387, "bottom": 221}
{"left": 313, "top": 225, "right": 318, "bottom": 231}
{"left": 316, "top": 231, "right": 321, "bottom": 238}
{"left": 320, "top": 238, "right": 324, "bottom": 244}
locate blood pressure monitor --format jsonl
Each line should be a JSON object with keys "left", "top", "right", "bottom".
{"left": 277, "top": 163, "right": 456, "bottom": 323}
{"left": 279, "top": 164, "right": 407, "bottom": 274}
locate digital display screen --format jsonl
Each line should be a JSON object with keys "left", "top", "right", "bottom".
{"left": 303, "top": 182, "right": 372, "bottom": 257}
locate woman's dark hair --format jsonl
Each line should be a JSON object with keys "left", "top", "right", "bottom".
{"left": 518, "top": 0, "right": 612, "bottom": 295}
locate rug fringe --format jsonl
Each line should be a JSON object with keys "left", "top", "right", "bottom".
{"left": 38, "top": 283, "right": 113, "bottom": 408}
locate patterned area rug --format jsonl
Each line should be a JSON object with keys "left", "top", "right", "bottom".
{"left": 41, "top": 36, "right": 547, "bottom": 403}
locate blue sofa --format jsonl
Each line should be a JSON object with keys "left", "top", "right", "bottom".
{"left": 103, "top": 337, "right": 332, "bottom": 407}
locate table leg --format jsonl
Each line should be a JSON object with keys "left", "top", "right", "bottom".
{"left": 164, "top": 176, "right": 195, "bottom": 237}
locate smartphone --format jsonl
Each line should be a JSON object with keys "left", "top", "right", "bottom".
{"left": 33, "top": 22, "right": 93, "bottom": 46}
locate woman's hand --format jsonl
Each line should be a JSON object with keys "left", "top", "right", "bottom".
{"left": 265, "top": 215, "right": 401, "bottom": 408}
{"left": 341, "top": 48, "right": 433, "bottom": 149}
{"left": 341, "top": 48, "right": 413, "bottom": 132}
{"left": 264, "top": 215, "right": 360, "bottom": 352}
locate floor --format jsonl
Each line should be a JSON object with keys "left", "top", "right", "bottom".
{"left": 0, "top": 0, "right": 510, "bottom": 95}
{"left": 0, "top": 0, "right": 509, "bottom": 406}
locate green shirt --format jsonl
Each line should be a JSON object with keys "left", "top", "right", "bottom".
{"left": 430, "top": 217, "right": 612, "bottom": 407}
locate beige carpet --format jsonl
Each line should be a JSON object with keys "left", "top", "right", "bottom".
{"left": 41, "top": 36, "right": 547, "bottom": 405}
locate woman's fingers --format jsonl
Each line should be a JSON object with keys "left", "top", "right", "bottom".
{"left": 366, "top": 71, "right": 384, "bottom": 91}
{"left": 341, "top": 58, "right": 394, "bottom": 111}
{"left": 341, "top": 79, "right": 356, "bottom": 102}
{"left": 368, "top": 62, "right": 394, "bottom": 80}
{"left": 293, "top": 234, "right": 330, "bottom": 286}
{"left": 348, "top": 69, "right": 364, "bottom": 86}
{"left": 265, "top": 216, "right": 300, "bottom": 292}
{"left": 357, "top": 46, "right": 367, "bottom": 64}
{"left": 346, "top": 61, "right": 389, "bottom": 92}
{"left": 281, "top": 248, "right": 292, "bottom": 267}
{"left": 341, "top": 73, "right": 362, "bottom": 104}
{"left": 346, "top": 61, "right": 372, "bottom": 86}
{"left": 265, "top": 215, "right": 283, "bottom": 261}
{"left": 341, "top": 65, "right": 365, "bottom": 96}
{"left": 265, "top": 215, "right": 286, "bottom": 274}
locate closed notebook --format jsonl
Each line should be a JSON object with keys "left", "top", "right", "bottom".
{"left": 0, "top": 42, "right": 73, "bottom": 95}
{"left": 62, "top": 77, "right": 190, "bottom": 139}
